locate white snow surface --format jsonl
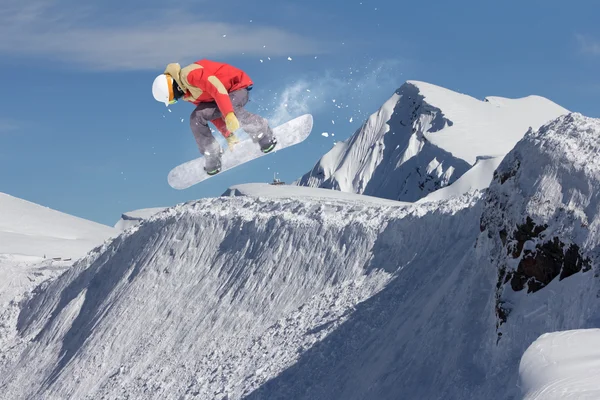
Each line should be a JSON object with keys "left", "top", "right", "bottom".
{"left": 0, "top": 192, "right": 117, "bottom": 259}
{"left": 419, "top": 155, "right": 504, "bottom": 202}
{"left": 1, "top": 114, "right": 599, "bottom": 400}
{"left": 297, "top": 80, "right": 568, "bottom": 202}
{"left": 114, "top": 207, "right": 167, "bottom": 231}
{"left": 0, "top": 254, "right": 70, "bottom": 366}
{"left": 519, "top": 329, "right": 600, "bottom": 400}
{"left": 223, "top": 183, "right": 407, "bottom": 207}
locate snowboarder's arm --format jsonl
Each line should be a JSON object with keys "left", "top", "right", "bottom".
{"left": 211, "top": 118, "right": 230, "bottom": 138}
{"left": 187, "top": 70, "right": 235, "bottom": 116}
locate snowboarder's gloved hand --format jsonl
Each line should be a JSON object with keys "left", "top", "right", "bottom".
{"left": 226, "top": 133, "right": 239, "bottom": 151}
{"left": 225, "top": 112, "right": 240, "bottom": 133}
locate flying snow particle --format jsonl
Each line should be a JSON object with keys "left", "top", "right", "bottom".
{"left": 223, "top": 35, "right": 227, "bottom": 38}
{"left": 322, "top": 132, "right": 329, "bottom": 137}
{"left": 260, "top": 59, "right": 264, "bottom": 63}
{"left": 288, "top": 57, "right": 293, "bottom": 61}
{"left": 332, "top": 133, "right": 335, "bottom": 136}
{"left": 332, "top": 120, "right": 335, "bottom": 125}
{"left": 350, "top": 117, "right": 353, "bottom": 123}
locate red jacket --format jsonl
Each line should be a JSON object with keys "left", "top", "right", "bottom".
{"left": 184, "top": 59, "right": 253, "bottom": 115}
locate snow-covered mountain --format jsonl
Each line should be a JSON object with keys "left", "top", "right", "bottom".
{"left": 114, "top": 207, "right": 167, "bottom": 231}
{"left": 480, "top": 112, "right": 600, "bottom": 343}
{"left": 0, "top": 192, "right": 117, "bottom": 259}
{"left": 297, "top": 81, "right": 568, "bottom": 202}
{"left": 1, "top": 112, "right": 598, "bottom": 399}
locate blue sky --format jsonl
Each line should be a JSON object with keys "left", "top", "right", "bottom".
{"left": 1, "top": 0, "right": 599, "bottom": 226}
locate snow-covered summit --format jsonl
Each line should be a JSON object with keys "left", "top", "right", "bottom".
{"left": 480, "top": 112, "right": 600, "bottom": 350}
{"left": 297, "top": 80, "right": 568, "bottom": 202}
{"left": 0, "top": 193, "right": 117, "bottom": 259}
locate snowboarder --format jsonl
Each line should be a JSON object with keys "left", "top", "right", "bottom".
{"left": 152, "top": 59, "right": 277, "bottom": 175}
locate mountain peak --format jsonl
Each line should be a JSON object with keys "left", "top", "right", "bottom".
{"left": 480, "top": 112, "right": 599, "bottom": 334}
{"left": 297, "top": 80, "right": 568, "bottom": 202}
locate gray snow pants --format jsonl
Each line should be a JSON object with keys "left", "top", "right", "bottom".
{"left": 189, "top": 88, "right": 273, "bottom": 156}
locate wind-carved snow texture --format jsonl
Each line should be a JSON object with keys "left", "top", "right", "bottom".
{"left": 297, "top": 81, "right": 568, "bottom": 202}
{"left": 0, "top": 188, "right": 491, "bottom": 400}
{"left": 2, "top": 113, "right": 600, "bottom": 399}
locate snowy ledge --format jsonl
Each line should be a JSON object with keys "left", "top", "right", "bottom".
{"left": 519, "top": 329, "right": 600, "bottom": 400}
{"left": 222, "top": 183, "right": 410, "bottom": 208}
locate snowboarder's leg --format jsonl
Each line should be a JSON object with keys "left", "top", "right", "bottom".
{"left": 190, "top": 104, "right": 223, "bottom": 174}
{"left": 230, "top": 90, "right": 277, "bottom": 153}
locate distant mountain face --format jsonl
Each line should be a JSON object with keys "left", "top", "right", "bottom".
{"left": 0, "top": 193, "right": 116, "bottom": 258}
{"left": 297, "top": 81, "right": 568, "bottom": 202}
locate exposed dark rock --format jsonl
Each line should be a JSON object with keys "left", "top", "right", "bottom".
{"left": 493, "top": 216, "right": 592, "bottom": 333}
{"left": 510, "top": 217, "right": 548, "bottom": 258}
{"left": 505, "top": 225, "right": 591, "bottom": 293}
{"left": 494, "top": 159, "right": 521, "bottom": 185}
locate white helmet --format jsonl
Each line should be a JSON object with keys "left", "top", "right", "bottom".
{"left": 152, "top": 74, "right": 175, "bottom": 106}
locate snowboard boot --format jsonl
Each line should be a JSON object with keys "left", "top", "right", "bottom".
{"left": 258, "top": 132, "right": 278, "bottom": 154}
{"left": 203, "top": 147, "right": 223, "bottom": 176}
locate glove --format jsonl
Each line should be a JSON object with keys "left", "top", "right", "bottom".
{"left": 226, "top": 133, "right": 240, "bottom": 151}
{"left": 225, "top": 112, "right": 240, "bottom": 133}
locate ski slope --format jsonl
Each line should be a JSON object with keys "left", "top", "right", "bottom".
{"left": 0, "top": 192, "right": 117, "bottom": 259}
{"left": 297, "top": 81, "right": 568, "bottom": 202}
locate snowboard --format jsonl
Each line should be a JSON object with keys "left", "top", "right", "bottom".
{"left": 168, "top": 114, "right": 313, "bottom": 189}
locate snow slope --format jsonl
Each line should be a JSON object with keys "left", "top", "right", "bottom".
{"left": 519, "top": 329, "right": 600, "bottom": 400}
{"left": 297, "top": 81, "right": 568, "bottom": 202}
{"left": 0, "top": 188, "right": 487, "bottom": 400}
{"left": 0, "top": 193, "right": 117, "bottom": 259}
{"left": 419, "top": 155, "right": 504, "bottom": 202}
{"left": 114, "top": 207, "right": 167, "bottom": 231}
{"left": 0, "top": 113, "right": 598, "bottom": 399}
